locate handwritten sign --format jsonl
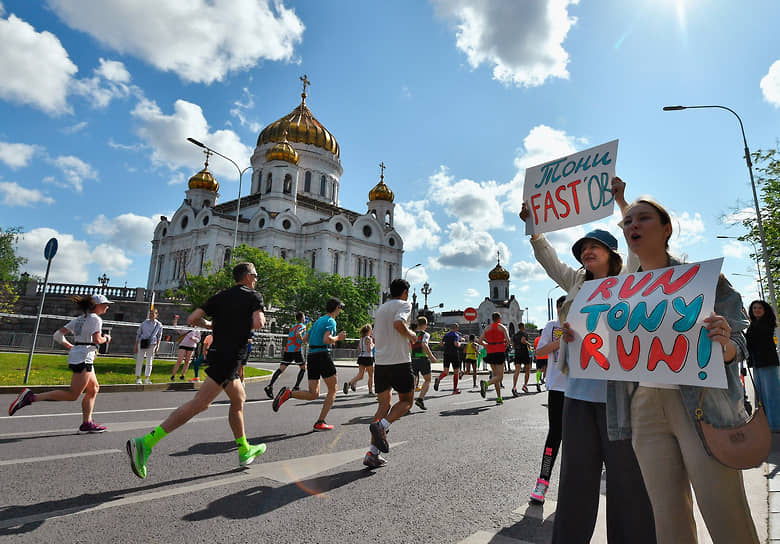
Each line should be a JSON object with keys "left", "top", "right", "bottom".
{"left": 523, "top": 140, "right": 618, "bottom": 235}
{"left": 567, "top": 258, "right": 726, "bottom": 388}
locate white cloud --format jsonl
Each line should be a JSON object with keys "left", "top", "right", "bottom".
{"left": 434, "top": 221, "right": 510, "bottom": 269}
{"left": 62, "top": 121, "right": 88, "bottom": 134}
{"left": 17, "top": 228, "right": 92, "bottom": 283}
{"left": 47, "top": 0, "right": 305, "bottom": 84}
{"left": 71, "top": 58, "right": 134, "bottom": 109}
{"left": 723, "top": 207, "right": 755, "bottom": 225}
{"left": 464, "top": 287, "right": 480, "bottom": 299}
{"left": 510, "top": 259, "right": 548, "bottom": 282}
{"left": 91, "top": 243, "right": 133, "bottom": 276}
{"left": 406, "top": 267, "right": 428, "bottom": 286}
{"left": 433, "top": 0, "right": 578, "bottom": 87}
{"left": 132, "top": 98, "right": 252, "bottom": 180}
{"left": 428, "top": 165, "right": 505, "bottom": 229}
{"left": 0, "top": 11, "right": 77, "bottom": 114}
{"left": 86, "top": 213, "right": 157, "bottom": 254}
{"left": 95, "top": 58, "right": 130, "bottom": 83}
{"left": 230, "top": 88, "right": 263, "bottom": 133}
{"left": 722, "top": 240, "right": 750, "bottom": 260}
{"left": 45, "top": 155, "right": 98, "bottom": 192}
{"left": 394, "top": 200, "right": 442, "bottom": 251}
{"left": 0, "top": 141, "right": 37, "bottom": 169}
{"left": 760, "top": 60, "right": 780, "bottom": 107}
{"left": 669, "top": 210, "right": 705, "bottom": 254}
{"left": 0, "top": 180, "right": 54, "bottom": 206}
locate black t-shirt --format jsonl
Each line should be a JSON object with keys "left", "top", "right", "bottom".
{"left": 513, "top": 331, "right": 529, "bottom": 358}
{"left": 201, "top": 285, "right": 264, "bottom": 357}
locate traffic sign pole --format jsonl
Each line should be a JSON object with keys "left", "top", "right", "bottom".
{"left": 24, "top": 238, "right": 57, "bottom": 384}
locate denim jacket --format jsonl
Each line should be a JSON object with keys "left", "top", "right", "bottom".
{"left": 606, "top": 257, "right": 750, "bottom": 441}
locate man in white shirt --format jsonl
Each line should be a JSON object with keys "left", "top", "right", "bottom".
{"left": 364, "top": 278, "right": 416, "bottom": 468}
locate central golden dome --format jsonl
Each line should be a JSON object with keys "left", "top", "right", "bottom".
{"left": 257, "top": 91, "right": 339, "bottom": 159}
{"left": 488, "top": 257, "right": 510, "bottom": 280}
{"left": 188, "top": 163, "right": 219, "bottom": 192}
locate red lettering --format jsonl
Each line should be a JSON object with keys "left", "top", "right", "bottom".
{"left": 647, "top": 335, "right": 688, "bottom": 372}
{"left": 530, "top": 193, "right": 542, "bottom": 225}
{"left": 587, "top": 277, "right": 619, "bottom": 302}
{"left": 642, "top": 264, "right": 700, "bottom": 297}
{"left": 567, "top": 179, "right": 582, "bottom": 214}
{"left": 555, "top": 185, "right": 571, "bottom": 218}
{"left": 544, "top": 191, "right": 559, "bottom": 222}
{"left": 616, "top": 335, "right": 640, "bottom": 370}
{"left": 581, "top": 333, "right": 609, "bottom": 370}
{"left": 618, "top": 272, "right": 653, "bottom": 299}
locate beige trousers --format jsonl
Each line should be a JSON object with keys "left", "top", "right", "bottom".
{"left": 631, "top": 386, "right": 759, "bottom": 544}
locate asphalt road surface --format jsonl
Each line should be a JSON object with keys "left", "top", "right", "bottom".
{"left": 0, "top": 366, "right": 567, "bottom": 543}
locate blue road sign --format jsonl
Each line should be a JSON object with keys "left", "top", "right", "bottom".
{"left": 44, "top": 237, "right": 58, "bottom": 260}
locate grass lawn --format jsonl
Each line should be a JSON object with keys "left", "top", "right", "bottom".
{"left": 0, "top": 352, "right": 270, "bottom": 386}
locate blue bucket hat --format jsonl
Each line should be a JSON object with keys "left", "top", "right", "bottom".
{"left": 571, "top": 229, "right": 619, "bottom": 264}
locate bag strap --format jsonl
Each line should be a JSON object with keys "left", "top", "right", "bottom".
{"left": 697, "top": 360, "right": 763, "bottom": 422}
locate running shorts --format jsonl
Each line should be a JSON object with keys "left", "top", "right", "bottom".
{"left": 374, "top": 362, "right": 414, "bottom": 394}
{"left": 282, "top": 351, "right": 305, "bottom": 364}
{"left": 307, "top": 351, "right": 337, "bottom": 380}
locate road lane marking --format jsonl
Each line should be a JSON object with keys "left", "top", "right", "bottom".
{"left": 0, "top": 449, "right": 121, "bottom": 466}
{"left": 0, "top": 416, "right": 226, "bottom": 438}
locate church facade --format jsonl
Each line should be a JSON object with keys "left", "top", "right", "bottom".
{"left": 146, "top": 79, "right": 404, "bottom": 297}
{"left": 476, "top": 255, "right": 525, "bottom": 337}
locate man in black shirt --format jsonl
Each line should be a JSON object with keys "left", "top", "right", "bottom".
{"left": 126, "top": 262, "right": 267, "bottom": 479}
{"left": 512, "top": 323, "right": 532, "bottom": 395}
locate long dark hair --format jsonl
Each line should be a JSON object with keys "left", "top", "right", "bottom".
{"left": 748, "top": 300, "right": 776, "bottom": 329}
{"left": 70, "top": 295, "right": 96, "bottom": 315}
{"left": 584, "top": 252, "right": 623, "bottom": 281}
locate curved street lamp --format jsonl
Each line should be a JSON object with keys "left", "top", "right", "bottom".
{"left": 403, "top": 263, "right": 422, "bottom": 278}
{"left": 717, "top": 235, "right": 765, "bottom": 300}
{"left": 663, "top": 105, "right": 777, "bottom": 314}
{"left": 187, "top": 137, "right": 252, "bottom": 253}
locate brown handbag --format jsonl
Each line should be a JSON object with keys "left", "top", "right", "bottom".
{"left": 695, "top": 383, "right": 771, "bottom": 470}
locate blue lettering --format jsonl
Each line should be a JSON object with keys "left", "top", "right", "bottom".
{"left": 628, "top": 301, "right": 667, "bottom": 332}
{"left": 580, "top": 304, "right": 611, "bottom": 332}
{"left": 588, "top": 175, "right": 603, "bottom": 210}
{"left": 592, "top": 151, "right": 613, "bottom": 167}
{"left": 573, "top": 155, "right": 592, "bottom": 175}
{"left": 672, "top": 295, "right": 703, "bottom": 332}
{"left": 535, "top": 158, "right": 565, "bottom": 189}
{"left": 607, "top": 301, "right": 630, "bottom": 331}
{"left": 562, "top": 160, "right": 576, "bottom": 177}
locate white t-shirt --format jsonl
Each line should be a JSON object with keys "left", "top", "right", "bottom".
{"left": 373, "top": 298, "right": 412, "bottom": 366}
{"left": 64, "top": 313, "right": 102, "bottom": 365}
{"left": 179, "top": 329, "right": 201, "bottom": 348}
{"left": 539, "top": 319, "right": 567, "bottom": 392}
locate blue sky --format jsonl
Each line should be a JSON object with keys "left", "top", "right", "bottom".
{"left": 1, "top": 0, "right": 779, "bottom": 325}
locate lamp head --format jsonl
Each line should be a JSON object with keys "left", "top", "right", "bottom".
{"left": 663, "top": 105, "right": 686, "bottom": 111}
{"left": 187, "top": 137, "right": 205, "bottom": 148}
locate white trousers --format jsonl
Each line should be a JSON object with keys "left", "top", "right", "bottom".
{"left": 135, "top": 346, "right": 156, "bottom": 377}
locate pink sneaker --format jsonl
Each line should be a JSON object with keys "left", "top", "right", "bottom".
{"left": 78, "top": 421, "right": 107, "bottom": 434}
{"left": 530, "top": 478, "right": 549, "bottom": 504}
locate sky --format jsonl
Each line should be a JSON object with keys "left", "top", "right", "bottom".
{"left": 1, "top": 0, "right": 779, "bottom": 326}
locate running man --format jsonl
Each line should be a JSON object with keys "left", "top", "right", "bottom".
{"left": 273, "top": 298, "right": 346, "bottom": 431}
{"left": 434, "top": 323, "right": 462, "bottom": 394}
{"left": 364, "top": 278, "right": 416, "bottom": 468}
{"left": 411, "top": 316, "right": 437, "bottom": 411}
{"left": 479, "top": 312, "right": 511, "bottom": 404}
{"left": 512, "top": 323, "right": 532, "bottom": 395}
{"left": 126, "top": 262, "right": 267, "bottom": 479}
{"left": 265, "top": 311, "right": 307, "bottom": 398}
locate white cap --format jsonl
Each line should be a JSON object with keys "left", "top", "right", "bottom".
{"left": 91, "top": 294, "right": 113, "bottom": 305}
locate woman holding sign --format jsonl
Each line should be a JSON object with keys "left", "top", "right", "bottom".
{"left": 604, "top": 197, "right": 759, "bottom": 543}
{"left": 519, "top": 177, "right": 656, "bottom": 544}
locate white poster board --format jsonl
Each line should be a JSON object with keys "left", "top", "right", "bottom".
{"left": 523, "top": 140, "right": 618, "bottom": 235}
{"left": 567, "top": 258, "right": 727, "bottom": 388}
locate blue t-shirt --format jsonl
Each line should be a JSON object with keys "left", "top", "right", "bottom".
{"left": 308, "top": 315, "right": 336, "bottom": 353}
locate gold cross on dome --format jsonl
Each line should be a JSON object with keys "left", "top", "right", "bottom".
{"left": 496, "top": 250, "right": 500, "bottom": 264}
{"left": 300, "top": 74, "right": 311, "bottom": 94}
{"left": 379, "top": 161, "right": 386, "bottom": 180}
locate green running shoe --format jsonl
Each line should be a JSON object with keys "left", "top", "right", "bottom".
{"left": 126, "top": 437, "right": 150, "bottom": 479}
{"left": 496, "top": 397, "right": 504, "bottom": 404}
{"left": 239, "top": 443, "right": 267, "bottom": 466}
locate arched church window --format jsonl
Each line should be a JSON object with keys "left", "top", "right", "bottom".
{"left": 388, "top": 237, "right": 395, "bottom": 247}
{"left": 493, "top": 287, "right": 498, "bottom": 299}
{"left": 265, "top": 173, "right": 272, "bottom": 193}
{"left": 385, "top": 211, "right": 391, "bottom": 227}
{"left": 320, "top": 175, "right": 326, "bottom": 196}
{"left": 283, "top": 174, "right": 292, "bottom": 194}
{"left": 304, "top": 171, "right": 311, "bottom": 192}
{"left": 181, "top": 216, "right": 188, "bottom": 229}
{"left": 256, "top": 170, "right": 262, "bottom": 192}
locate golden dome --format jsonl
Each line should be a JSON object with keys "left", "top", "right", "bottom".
{"left": 188, "top": 162, "right": 219, "bottom": 192}
{"left": 369, "top": 161, "right": 394, "bottom": 202}
{"left": 257, "top": 90, "right": 339, "bottom": 159}
{"left": 489, "top": 255, "right": 510, "bottom": 280}
{"left": 265, "top": 129, "right": 300, "bottom": 164}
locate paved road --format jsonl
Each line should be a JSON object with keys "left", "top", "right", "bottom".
{"left": 0, "top": 363, "right": 769, "bottom": 543}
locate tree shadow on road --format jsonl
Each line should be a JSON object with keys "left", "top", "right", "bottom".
{"left": 182, "top": 468, "right": 374, "bottom": 522}
{"left": 0, "top": 468, "right": 241, "bottom": 536}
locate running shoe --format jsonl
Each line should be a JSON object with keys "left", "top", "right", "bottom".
{"left": 512, "top": 388, "right": 519, "bottom": 398}
{"left": 529, "top": 478, "right": 549, "bottom": 504}
{"left": 126, "top": 437, "right": 150, "bottom": 479}
{"left": 135, "top": 378, "right": 143, "bottom": 385}
{"left": 190, "top": 377, "right": 200, "bottom": 382}
{"left": 367, "top": 391, "right": 375, "bottom": 397}
{"left": 363, "top": 451, "right": 387, "bottom": 468}
{"left": 239, "top": 443, "right": 267, "bottom": 466}
{"left": 343, "top": 382, "right": 350, "bottom": 395}
{"left": 433, "top": 376, "right": 440, "bottom": 391}
{"left": 179, "top": 375, "right": 185, "bottom": 380}
{"left": 522, "top": 385, "right": 529, "bottom": 394}
{"left": 313, "top": 420, "right": 334, "bottom": 431}
{"left": 479, "top": 380, "right": 487, "bottom": 399}
{"left": 8, "top": 388, "right": 34, "bottom": 416}
{"left": 292, "top": 386, "right": 300, "bottom": 391}
{"left": 264, "top": 384, "right": 274, "bottom": 399}
{"left": 415, "top": 398, "right": 427, "bottom": 411}
{"left": 536, "top": 383, "right": 541, "bottom": 393}
{"left": 496, "top": 397, "right": 504, "bottom": 405}
{"left": 452, "top": 389, "right": 461, "bottom": 395}
{"left": 414, "top": 385, "right": 422, "bottom": 392}
{"left": 273, "top": 386, "right": 291, "bottom": 412}
{"left": 169, "top": 375, "right": 175, "bottom": 382}
{"left": 144, "top": 377, "right": 152, "bottom": 385}
{"left": 78, "top": 421, "right": 107, "bottom": 433}
{"left": 350, "top": 383, "right": 356, "bottom": 392}
{"left": 369, "top": 420, "right": 389, "bottom": 453}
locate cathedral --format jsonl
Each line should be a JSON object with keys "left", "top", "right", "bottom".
{"left": 476, "top": 254, "right": 525, "bottom": 336}
{"left": 146, "top": 77, "right": 404, "bottom": 296}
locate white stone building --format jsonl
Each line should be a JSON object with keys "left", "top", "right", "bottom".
{"left": 476, "top": 255, "right": 525, "bottom": 336}
{"left": 147, "top": 81, "right": 404, "bottom": 296}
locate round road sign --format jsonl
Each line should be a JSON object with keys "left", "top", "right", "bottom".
{"left": 464, "top": 307, "right": 478, "bottom": 322}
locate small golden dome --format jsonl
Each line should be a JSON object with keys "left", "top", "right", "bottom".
{"left": 369, "top": 161, "right": 394, "bottom": 202}
{"left": 265, "top": 130, "right": 300, "bottom": 164}
{"left": 188, "top": 162, "right": 219, "bottom": 192}
{"left": 489, "top": 256, "right": 510, "bottom": 281}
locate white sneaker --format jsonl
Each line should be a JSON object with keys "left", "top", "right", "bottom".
{"left": 135, "top": 378, "right": 142, "bottom": 385}
{"left": 144, "top": 377, "right": 152, "bottom": 385}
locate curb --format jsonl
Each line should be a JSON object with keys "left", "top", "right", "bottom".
{"left": 0, "top": 375, "right": 270, "bottom": 395}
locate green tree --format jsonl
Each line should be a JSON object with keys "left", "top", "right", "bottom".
{"left": 0, "top": 227, "right": 26, "bottom": 312}
{"left": 740, "top": 147, "right": 780, "bottom": 299}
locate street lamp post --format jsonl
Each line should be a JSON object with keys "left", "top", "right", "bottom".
{"left": 404, "top": 263, "right": 422, "bottom": 278}
{"left": 525, "top": 307, "right": 529, "bottom": 327}
{"left": 421, "top": 281, "right": 432, "bottom": 309}
{"left": 187, "top": 138, "right": 251, "bottom": 253}
{"left": 717, "top": 235, "right": 765, "bottom": 300}
{"left": 663, "top": 105, "right": 777, "bottom": 315}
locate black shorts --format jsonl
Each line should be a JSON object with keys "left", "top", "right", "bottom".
{"left": 374, "top": 362, "right": 414, "bottom": 394}
{"left": 412, "top": 357, "right": 431, "bottom": 376}
{"left": 307, "top": 351, "right": 337, "bottom": 380}
{"left": 484, "top": 352, "right": 506, "bottom": 367}
{"left": 464, "top": 358, "right": 477, "bottom": 367}
{"left": 69, "top": 362, "right": 94, "bottom": 373}
{"left": 357, "top": 356, "right": 375, "bottom": 367}
{"left": 536, "top": 358, "right": 548, "bottom": 368}
{"left": 204, "top": 348, "right": 242, "bottom": 387}
{"left": 282, "top": 351, "right": 305, "bottom": 364}
{"left": 442, "top": 353, "right": 461, "bottom": 370}
{"left": 178, "top": 345, "right": 195, "bottom": 352}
